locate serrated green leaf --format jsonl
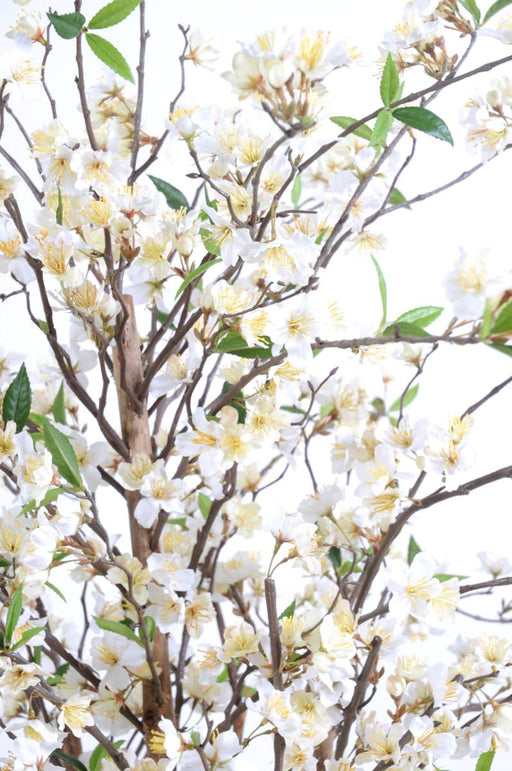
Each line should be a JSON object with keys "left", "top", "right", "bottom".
{"left": 175, "top": 258, "right": 221, "bottom": 298}
{"left": 51, "top": 752, "right": 87, "bottom": 771}
{"left": 370, "top": 109, "right": 394, "bottom": 148}
{"left": 148, "top": 174, "right": 189, "bottom": 210}
{"left": 85, "top": 33, "right": 134, "bottom": 83}
{"left": 278, "top": 600, "right": 296, "bottom": 620}
{"left": 382, "top": 321, "right": 430, "bottom": 338}
{"left": 389, "top": 384, "right": 419, "bottom": 413}
{"left": 327, "top": 546, "right": 342, "bottom": 569}
{"left": 43, "top": 420, "right": 82, "bottom": 489}
{"left": 47, "top": 11, "right": 85, "bottom": 39}
{"left": 5, "top": 585, "right": 23, "bottom": 645}
{"left": 393, "top": 106, "right": 454, "bottom": 145}
{"left": 388, "top": 187, "right": 410, "bottom": 208}
{"left": 215, "top": 330, "right": 274, "bottom": 359}
{"left": 371, "top": 255, "right": 387, "bottom": 331}
{"left": 408, "top": 535, "right": 421, "bottom": 565}
{"left": 476, "top": 749, "right": 495, "bottom": 771}
{"left": 395, "top": 306, "right": 443, "bottom": 327}
{"left": 330, "top": 115, "right": 373, "bottom": 141}
{"left": 483, "top": 0, "right": 512, "bottom": 24}
{"left": 459, "top": 0, "right": 482, "bottom": 21}
{"left": 3, "top": 363, "right": 31, "bottom": 433}
{"left": 45, "top": 581, "right": 66, "bottom": 602}
{"left": 93, "top": 616, "right": 144, "bottom": 647}
{"left": 490, "top": 300, "right": 512, "bottom": 334}
{"left": 10, "top": 626, "right": 45, "bottom": 652}
{"left": 89, "top": 741, "right": 124, "bottom": 771}
{"left": 380, "top": 53, "right": 400, "bottom": 106}
{"left": 198, "top": 492, "right": 212, "bottom": 519}
{"left": 291, "top": 175, "right": 302, "bottom": 207}
{"left": 89, "top": 0, "right": 141, "bottom": 29}
{"left": 56, "top": 185, "right": 63, "bottom": 226}
{"left": 52, "top": 381, "right": 66, "bottom": 425}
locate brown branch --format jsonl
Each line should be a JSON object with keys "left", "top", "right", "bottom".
{"left": 41, "top": 25, "right": 58, "bottom": 119}
{"left": 463, "top": 373, "right": 512, "bottom": 418}
{"left": 129, "top": 1, "right": 148, "bottom": 182}
{"left": 73, "top": 1, "right": 97, "bottom": 151}
{"left": 460, "top": 576, "right": 512, "bottom": 594}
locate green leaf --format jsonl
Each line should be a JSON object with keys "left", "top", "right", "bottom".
{"left": 483, "top": 0, "right": 512, "bottom": 24}
{"left": 475, "top": 749, "right": 495, "bottom": 771}
{"left": 89, "top": 741, "right": 124, "bottom": 771}
{"left": 434, "top": 573, "right": 468, "bottom": 582}
{"left": 370, "top": 109, "right": 394, "bottom": 148}
{"left": 327, "top": 546, "right": 342, "bottom": 569}
{"left": 5, "top": 585, "right": 23, "bottom": 646}
{"left": 489, "top": 342, "right": 512, "bottom": 357}
{"left": 0, "top": 558, "right": 11, "bottom": 568}
{"left": 459, "top": 0, "right": 481, "bottom": 21}
{"left": 85, "top": 33, "right": 134, "bottom": 83}
{"left": 388, "top": 187, "right": 410, "bottom": 208}
{"left": 89, "top": 0, "right": 141, "bottom": 29}
{"left": 330, "top": 115, "right": 373, "bottom": 141}
{"left": 2, "top": 363, "right": 31, "bottom": 433}
{"left": 480, "top": 298, "right": 492, "bottom": 340}
{"left": 389, "top": 384, "right": 419, "bottom": 413}
{"left": 10, "top": 626, "right": 45, "bottom": 652}
{"left": 175, "top": 258, "right": 221, "bottom": 298}
{"left": 371, "top": 255, "right": 387, "bottom": 331}
{"left": 278, "top": 600, "right": 296, "bottom": 620}
{"left": 93, "top": 616, "right": 144, "bottom": 647}
{"left": 52, "top": 382, "right": 66, "bottom": 425}
{"left": 43, "top": 420, "right": 82, "bottom": 488}
{"left": 56, "top": 185, "right": 63, "bottom": 226}
{"left": 19, "top": 487, "right": 65, "bottom": 516}
{"left": 148, "top": 174, "right": 189, "bottom": 210}
{"left": 382, "top": 321, "right": 430, "bottom": 338}
{"left": 380, "top": 53, "right": 400, "bottom": 106}
{"left": 47, "top": 662, "right": 70, "bottom": 686}
{"left": 45, "top": 581, "right": 66, "bottom": 602}
{"left": 221, "top": 381, "right": 247, "bottom": 423}
{"left": 408, "top": 535, "right": 421, "bottom": 565}
{"left": 490, "top": 300, "right": 512, "bottom": 334}
{"left": 216, "top": 665, "right": 230, "bottom": 683}
{"left": 393, "top": 106, "right": 454, "bottom": 145}
{"left": 215, "top": 330, "right": 274, "bottom": 359}
{"left": 142, "top": 615, "right": 155, "bottom": 642}
{"left": 51, "top": 752, "right": 88, "bottom": 771}
{"left": 395, "top": 306, "right": 443, "bottom": 328}
{"left": 47, "top": 11, "right": 85, "bottom": 39}
{"left": 291, "top": 175, "right": 302, "bottom": 207}
{"left": 200, "top": 228, "right": 221, "bottom": 256}
{"left": 198, "top": 492, "right": 212, "bottom": 519}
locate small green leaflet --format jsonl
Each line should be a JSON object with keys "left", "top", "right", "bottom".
{"left": 459, "top": 0, "right": 481, "bottom": 21}
{"left": 382, "top": 321, "right": 430, "bottom": 338}
{"left": 148, "top": 175, "right": 189, "bottom": 210}
{"left": 89, "top": 741, "right": 124, "bottom": 771}
{"left": 434, "top": 573, "right": 468, "bottom": 582}
{"left": 175, "top": 258, "right": 221, "bottom": 298}
{"left": 371, "top": 255, "right": 387, "bottom": 332}
{"left": 88, "top": 0, "right": 142, "bottom": 29}
{"left": 480, "top": 298, "right": 492, "bottom": 339}
{"left": 198, "top": 492, "right": 212, "bottom": 519}
{"left": 42, "top": 419, "right": 82, "bottom": 489}
{"left": 388, "top": 187, "right": 410, "bottom": 208}
{"left": 291, "top": 175, "right": 302, "bottom": 207}
{"left": 330, "top": 115, "right": 373, "bottom": 141}
{"left": 93, "top": 616, "right": 144, "bottom": 647}
{"left": 51, "top": 751, "right": 87, "bottom": 771}
{"left": 142, "top": 615, "right": 155, "bottom": 642}
{"left": 327, "top": 546, "right": 342, "bottom": 569}
{"left": 370, "top": 110, "right": 394, "bottom": 148}
{"left": 278, "top": 600, "right": 296, "bottom": 620}
{"left": 394, "top": 305, "right": 443, "bottom": 327}
{"left": 489, "top": 342, "right": 512, "bottom": 357}
{"left": 490, "top": 300, "right": 512, "bottom": 334}
{"left": 2, "top": 362, "right": 31, "bottom": 433}
{"left": 483, "top": 0, "right": 512, "bottom": 24}
{"left": 216, "top": 330, "right": 274, "bottom": 359}
{"left": 380, "top": 53, "right": 400, "bottom": 106}
{"left": 45, "top": 581, "right": 66, "bottom": 602}
{"left": 200, "top": 228, "right": 221, "bottom": 256}
{"left": 221, "top": 381, "right": 247, "bottom": 423}
{"left": 216, "top": 665, "right": 230, "bottom": 683}
{"left": 5, "top": 584, "right": 23, "bottom": 646}
{"left": 393, "top": 106, "right": 454, "bottom": 145}
{"left": 10, "top": 626, "right": 45, "bottom": 652}
{"left": 53, "top": 381, "right": 66, "bottom": 425}
{"left": 475, "top": 749, "right": 495, "bottom": 771}
{"left": 56, "top": 185, "right": 63, "bottom": 226}
{"left": 19, "top": 487, "right": 65, "bottom": 516}
{"left": 407, "top": 535, "right": 421, "bottom": 565}
{"left": 47, "top": 662, "right": 70, "bottom": 686}
{"left": 85, "top": 33, "right": 134, "bottom": 83}
{"left": 389, "top": 384, "right": 419, "bottom": 413}
{"left": 47, "top": 11, "right": 85, "bottom": 39}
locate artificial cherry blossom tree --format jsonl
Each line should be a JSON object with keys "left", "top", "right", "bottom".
{"left": 3, "top": 0, "right": 512, "bottom": 770}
